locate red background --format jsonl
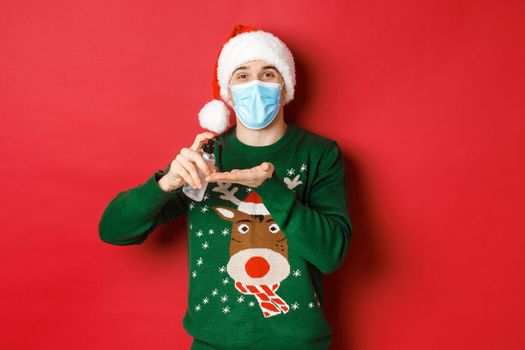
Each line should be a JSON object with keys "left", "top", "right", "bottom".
{"left": 1, "top": 1, "right": 524, "bottom": 349}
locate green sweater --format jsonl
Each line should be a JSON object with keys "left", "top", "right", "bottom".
{"left": 99, "top": 123, "right": 352, "bottom": 350}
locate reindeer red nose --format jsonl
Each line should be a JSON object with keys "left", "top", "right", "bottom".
{"left": 245, "top": 256, "right": 270, "bottom": 278}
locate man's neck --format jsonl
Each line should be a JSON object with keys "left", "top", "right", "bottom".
{"left": 235, "top": 111, "right": 287, "bottom": 146}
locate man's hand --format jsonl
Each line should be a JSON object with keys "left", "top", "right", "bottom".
{"left": 205, "top": 162, "right": 274, "bottom": 188}
{"left": 158, "top": 132, "right": 218, "bottom": 192}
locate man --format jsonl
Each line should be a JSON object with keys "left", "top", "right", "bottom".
{"left": 99, "top": 24, "right": 352, "bottom": 350}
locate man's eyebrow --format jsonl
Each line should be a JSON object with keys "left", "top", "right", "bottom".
{"left": 262, "top": 65, "right": 278, "bottom": 71}
{"left": 233, "top": 66, "right": 249, "bottom": 73}
{"left": 232, "top": 65, "right": 279, "bottom": 74}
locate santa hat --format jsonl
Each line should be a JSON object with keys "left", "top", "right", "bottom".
{"left": 198, "top": 24, "right": 296, "bottom": 134}
{"left": 237, "top": 191, "right": 270, "bottom": 216}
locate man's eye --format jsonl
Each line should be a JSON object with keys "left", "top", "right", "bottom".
{"left": 237, "top": 74, "right": 246, "bottom": 79}
{"left": 264, "top": 72, "right": 275, "bottom": 78}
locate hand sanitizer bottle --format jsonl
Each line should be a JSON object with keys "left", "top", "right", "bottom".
{"left": 183, "top": 138, "right": 215, "bottom": 202}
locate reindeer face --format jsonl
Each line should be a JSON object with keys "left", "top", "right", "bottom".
{"left": 213, "top": 207, "right": 288, "bottom": 258}
{"left": 213, "top": 206, "right": 290, "bottom": 285}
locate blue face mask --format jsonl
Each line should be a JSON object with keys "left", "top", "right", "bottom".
{"left": 230, "top": 80, "right": 284, "bottom": 130}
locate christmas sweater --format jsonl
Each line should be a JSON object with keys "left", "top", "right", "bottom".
{"left": 99, "top": 123, "right": 352, "bottom": 350}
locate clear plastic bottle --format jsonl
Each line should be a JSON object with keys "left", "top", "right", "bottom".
{"left": 182, "top": 138, "right": 215, "bottom": 202}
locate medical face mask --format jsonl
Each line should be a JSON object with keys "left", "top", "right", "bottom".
{"left": 229, "top": 80, "right": 284, "bottom": 130}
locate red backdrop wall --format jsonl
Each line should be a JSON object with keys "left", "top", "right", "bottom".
{"left": 1, "top": 1, "right": 524, "bottom": 349}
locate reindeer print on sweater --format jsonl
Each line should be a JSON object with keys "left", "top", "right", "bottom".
{"left": 212, "top": 188, "right": 291, "bottom": 318}
{"left": 186, "top": 164, "right": 323, "bottom": 319}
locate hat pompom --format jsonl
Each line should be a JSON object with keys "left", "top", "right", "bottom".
{"left": 198, "top": 99, "right": 230, "bottom": 133}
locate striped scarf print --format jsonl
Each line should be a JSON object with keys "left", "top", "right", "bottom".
{"left": 235, "top": 281, "right": 290, "bottom": 318}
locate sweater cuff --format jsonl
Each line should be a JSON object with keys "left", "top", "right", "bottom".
{"left": 136, "top": 170, "right": 186, "bottom": 212}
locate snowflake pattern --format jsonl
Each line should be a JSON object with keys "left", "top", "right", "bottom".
{"left": 308, "top": 302, "right": 315, "bottom": 308}
{"left": 300, "top": 163, "right": 307, "bottom": 172}
{"left": 291, "top": 302, "right": 300, "bottom": 310}
{"left": 222, "top": 306, "right": 230, "bottom": 314}
{"left": 202, "top": 241, "right": 209, "bottom": 249}
{"left": 221, "top": 294, "right": 228, "bottom": 303}
{"left": 221, "top": 228, "right": 229, "bottom": 236}
{"left": 196, "top": 230, "right": 204, "bottom": 238}
{"left": 211, "top": 289, "right": 219, "bottom": 297}
{"left": 222, "top": 277, "right": 229, "bottom": 285}
{"left": 192, "top": 270, "right": 197, "bottom": 278}
{"left": 208, "top": 229, "right": 214, "bottom": 235}
{"left": 189, "top": 202, "right": 195, "bottom": 210}
{"left": 203, "top": 193, "right": 209, "bottom": 201}
{"left": 246, "top": 187, "right": 253, "bottom": 193}
{"left": 195, "top": 304, "right": 201, "bottom": 311}
{"left": 200, "top": 205, "right": 209, "bottom": 213}
{"left": 292, "top": 269, "right": 301, "bottom": 277}
{"left": 249, "top": 301, "right": 255, "bottom": 307}
{"left": 196, "top": 257, "right": 203, "bottom": 266}
{"left": 286, "top": 168, "right": 295, "bottom": 176}
{"left": 219, "top": 266, "right": 226, "bottom": 273}
{"left": 237, "top": 295, "right": 245, "bottom": 303}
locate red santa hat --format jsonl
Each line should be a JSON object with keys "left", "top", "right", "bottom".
{"left": 237, "top": 191, "right": 270, "bottom": 216}
{"left": 198, "top": 24, "right": 296, "bottom": 134}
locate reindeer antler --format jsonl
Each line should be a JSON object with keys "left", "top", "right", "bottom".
{"left": 212, "top": 182, "right": 242, "bottom": 205}
{"left": 284, "top": 175, "right": 303, "bottom": 191}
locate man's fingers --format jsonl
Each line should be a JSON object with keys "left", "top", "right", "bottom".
{"left": 190, "top": 132, "right": 215, "bottom": 152}
{"left": 176, "top": 154, "right": 202, "bottom": 188}
{"left": 172, "top": 161, "right": 196, "bottom": 188}
{"left": 209, "top": 172, "right": 238, "bottom": 181}
{"left": 259, "top": 162, "right": 273, "bottom": 172}
{"left": 206, "top": 171, "right": 239, "bottom": 182}
{"left": 206, "top": 169, "right": 254, "bottom": 184}
{"left": 181, "top": 148, "right": 212, "bottom": 176}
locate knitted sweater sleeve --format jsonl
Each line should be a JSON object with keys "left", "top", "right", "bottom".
{"left": 256, "top": 141, "right": 352, "bottom": 274}
{"left": 98, "top": 165, "right": 188, "bottom": 245}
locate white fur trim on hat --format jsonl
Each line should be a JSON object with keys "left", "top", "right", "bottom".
{"left": 198, "top": 99, "right": 230, "bottom": 133}
{"left": 217, "top": 30, "right": 296, "bottom": 107}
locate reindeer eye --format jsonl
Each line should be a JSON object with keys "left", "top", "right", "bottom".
{"left": 237, "top": 224, "right": 249, "bottom": 234}
{"left": 269, "top": 223, "right": 280, "bottom": 233}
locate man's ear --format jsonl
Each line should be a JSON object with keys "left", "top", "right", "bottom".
{"left": 227, "top": 87, "right": 233, "bottom": 105}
